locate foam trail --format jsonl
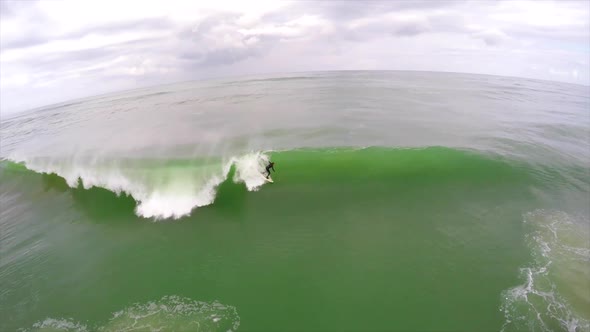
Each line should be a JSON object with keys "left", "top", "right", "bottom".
{"left": 500, "top": 210, "right": 590, "bottom": 332}
{"left": 8, "top": 152, "right": 271, "bottom": 220}
{"left": 25, "top": 295, "right": 240, "bottom": 331}
{"left": 31, "top": 318, "right": 89, "bottom": 332}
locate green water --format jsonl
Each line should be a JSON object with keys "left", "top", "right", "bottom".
{"left": 2, "top": 147, "right": 542, "bottom": 331}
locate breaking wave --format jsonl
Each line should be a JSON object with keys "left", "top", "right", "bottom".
{"left": 6, "top": 151, "right": 272, "bottom": 219}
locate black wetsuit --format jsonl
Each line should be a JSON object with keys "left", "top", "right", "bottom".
{"left": 265, "top": 163, "right": 275, "bottom": 178}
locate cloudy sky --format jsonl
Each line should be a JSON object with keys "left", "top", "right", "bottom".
{"left": 1, "top": 0, "right": 589, "bottom": 114}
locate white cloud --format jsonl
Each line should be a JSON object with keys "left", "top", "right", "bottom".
{"left": 492, "top": 0, "right": 588, "bottom": 28}
{"left": 0, "top": 73, "right": 30, "bottom": 88}
{"left": 1, "top": 0, "right": 588, "bottom": 114}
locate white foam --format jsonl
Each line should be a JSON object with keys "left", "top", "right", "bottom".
{"left": 25, "top": 296, "right": 239, "bottom": 332}
{"left": 31, "top": 318, "right": 89, "bottom": 331}
{"left": 231, "top": 151, "right": 270, "bottom": 191}
{"left": 9, "top": 151, "right": 271, "bottom": 220}
{"left": 103, "top": 295, "right": 240, "bottom": 332}
{"left": 134, "top": 173, "right": 228, "bottom": 219}
{"left": 500, "top": 210, "right": 590, "bottom": 332}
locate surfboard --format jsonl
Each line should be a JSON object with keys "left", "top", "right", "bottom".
{"left": 261, "top": 174, "right": 274, "bottom": 183}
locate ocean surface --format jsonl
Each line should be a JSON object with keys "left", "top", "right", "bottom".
{"left": 1, "top": 71, "right": 589, "bottom": 332}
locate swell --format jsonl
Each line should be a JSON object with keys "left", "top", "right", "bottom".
{"left": 0, "top": 146, "right": 565, "bottom": 220}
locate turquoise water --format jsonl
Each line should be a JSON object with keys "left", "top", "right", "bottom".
{"left": 1, "top": 71, "right": 589, "bottom": 331}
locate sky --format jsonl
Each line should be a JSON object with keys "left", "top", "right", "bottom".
{"left": 1, "top": 0, "right": 589, "bottom": 114}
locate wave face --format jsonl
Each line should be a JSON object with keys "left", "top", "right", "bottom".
{"left": 1, "top": 71, "right": 589, "bottom": 332}
{"left": 2, "top": 146, "right": 538, "bottom": 219}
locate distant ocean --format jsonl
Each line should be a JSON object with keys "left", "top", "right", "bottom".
{"left": 1, "top": 71, "right": 588, "bottom": 331}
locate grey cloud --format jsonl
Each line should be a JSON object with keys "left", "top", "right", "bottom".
{"left": 0, "top": 0, "right": 39, "bottom": 18}
{"left": 68, "top": 17, "right": 175, "bottom": 40}
{"left": 0, "top": 1, "right": 50, "bottom": 50}
{"left": 1, "top": 34, "right": 48, "bottom": 49}
{"left": 135, "top": 1, "right": 590, "bottom": 71}
{"left": 395, "top": 23, "right": 430, "bottom": 37}
{"left": 177, "top": 44, "right": 265, "bottom": 69}
{"left": 177, "top": 14, "right": 229, "bottom": 42}
{"left": 340, "top": 11, "right": 446, "bottom": 41}
{"left": 427, "top": 13, "right": 468, "bottom": 33}
{"left": 318, "top": 2, "right": 473, "bottom": 43}
{"left": 301, "top": 0, "right": 464, "bottom": 20}
{"left": 193, "top": 47, "right": 261, "bottom": 67}
{"left": 472, "top": 30, "right": 507, "bottom": 46}
{"left": 274, "top": 0, "right": 464, "bottom": 40}
{"left": 1, "top": 16, "right": 174, "bottom": 51}
{"left": 176, "top": 13, "right": 274, "bottom": 68}
{"left": 342, "top": 19, "right": 431, "bottom": 41}
{"left": 0, "top": 1, "right": 14, "bottom": 17}
{"left": 12, "top": 37, "right": 168, "bottom": 73}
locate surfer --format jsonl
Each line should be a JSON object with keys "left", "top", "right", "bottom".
{"left": 264, "top": 161, "right": 275, "bottom": 179}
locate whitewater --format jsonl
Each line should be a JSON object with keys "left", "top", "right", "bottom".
{"left": 7, "top": 152, "right": 273, "bottom": 219}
